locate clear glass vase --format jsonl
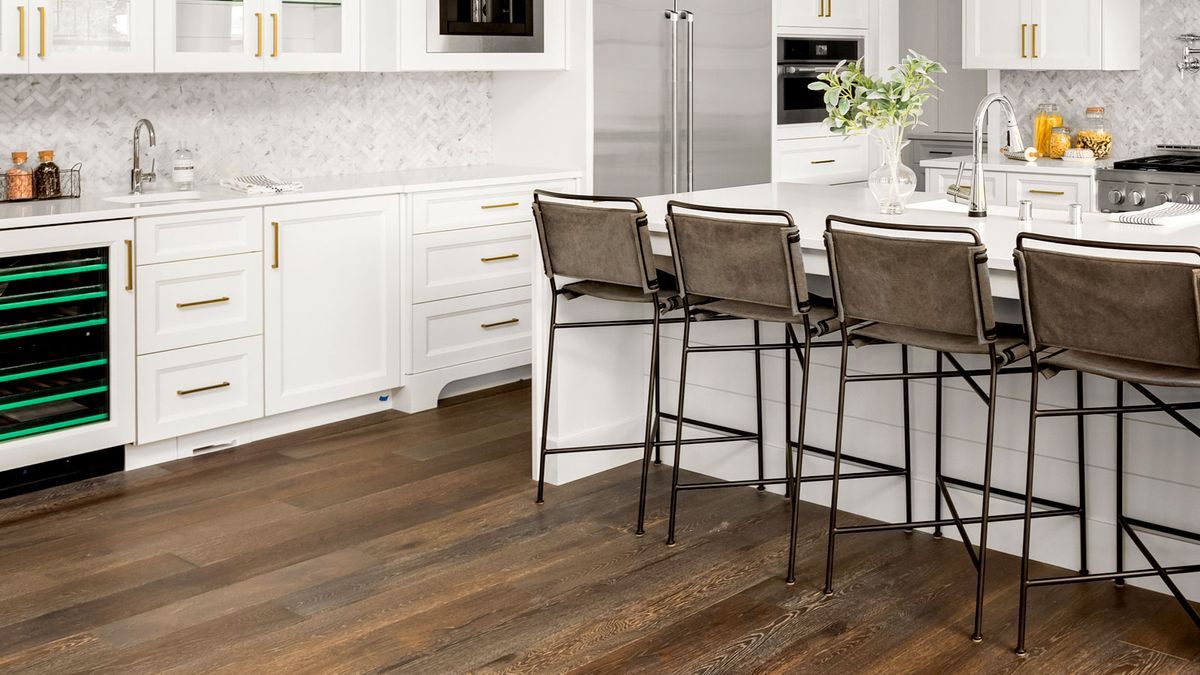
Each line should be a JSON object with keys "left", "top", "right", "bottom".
{"left": 868, "top": 127, "right": 917, "bottom": 215}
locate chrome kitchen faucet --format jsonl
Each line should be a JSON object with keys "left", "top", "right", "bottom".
{"left": 131, "top": 118, "right": 157, "bottom": 194}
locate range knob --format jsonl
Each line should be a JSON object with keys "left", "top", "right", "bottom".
{"left": 1183, "top": 193, "right": 1196, "bottom": 204}
{"left": 1130, "top": 191, "right": 1146, "bottom": 206}
{"left": 1108, "top": 189, "right": 1125, "bottom": 205}
{"left": 1159, "top": 191, "right": 1173, "bottom": 204}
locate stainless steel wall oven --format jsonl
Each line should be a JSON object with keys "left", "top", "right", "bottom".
{"left": 778, "top": 36, "right": 864, "bottom": 125}
{"left": 429, "top": 0, "right": 545, "bottom": 54}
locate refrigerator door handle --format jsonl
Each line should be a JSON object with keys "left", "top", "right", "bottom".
{"left": 665, "top": 8, "right": 681, "bottom": 193}
{"left": 686, "top": 9, "right": 696, "bottom": 192}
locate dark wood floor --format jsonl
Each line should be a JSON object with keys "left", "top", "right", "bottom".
{"left": 0, "top": 383, "right": 1197, "bottom": 674}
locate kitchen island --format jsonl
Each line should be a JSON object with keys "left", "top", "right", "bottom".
{"left": 532, "top": 182, "right": 1200, "bottom": 601}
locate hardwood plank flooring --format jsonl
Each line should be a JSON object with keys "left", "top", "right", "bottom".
{"left": 0, "top": 382, "right": 1196, "bottom": 674}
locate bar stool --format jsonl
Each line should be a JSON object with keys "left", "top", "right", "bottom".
{"left": 1014, "top": 233, "right": 1200, "bottom": 654}
{"left": 532, "top": 190, "right": 762, "bottom": 536}
{"left": 663, "top": 201, "right": 842, "bottom": 582}
{"left": 819, "top": 216, "right": 1083, "bottom": 643}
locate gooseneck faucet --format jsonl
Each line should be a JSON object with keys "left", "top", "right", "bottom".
{"left": 950, "top": 93, "right": 1027, "bottom": 218}
{"left": 131, "top": 118, "right": 157, "bottom": 194}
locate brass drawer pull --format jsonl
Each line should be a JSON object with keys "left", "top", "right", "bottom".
{"left": 271, "top": 12, "right": 279, "bottom": 58}
{"left": 481, "top": 253, "right": 520, "bottom": 263}
{"left": 177, "top": 296, "right": 231, "bottom": 309}
{"left": 17, "top": 6, "right": 25, "bottom": 58}
{"left": 255, "top": 12, "right": 264, "bottom": 57}
{"left": 1021, "top": 23, "right": 1028, "bottom": 58}
{"left": 1031, "top": 23, "right": 1038, "bottom": 59}
{"left": 271, "top": 221, "right": 280, "bottom": 269}
{"left": 481, "top": 202, "right": 519, "bottom": 210}
{"left": 37, "top": 6, "right": 44, "bottom": 58}
{"left": 481, "top": 318, "right": 520, "bottom": 329}
{"left": 125, "top": 240, "right": 134, "bottom": 291}
{"left": 1028, "top": 189, "right": 1066, "bottom": 196}
{"left": 810, "top": 159, "right": 836, "bottom": 165}
{"left": 178, "top": 382, "right": 231, "bottom": 397}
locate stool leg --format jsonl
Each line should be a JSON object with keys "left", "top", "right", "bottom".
{"left": 636, "top": 302, "right": 662, "bottom": 536}
{"left": 787, "top": 321, "right": 812, "bottom": 585}
{"left": 1076, "top": 372, "right": 1089, "bottom": 575}
{"left": 754, "top": 321, "right": 766, "bottom": 491}
{"left": 536, "top": 293, "right": 559, "bottom": 505}
{"left": 654, "top": 326, "right": 663, "bottom": 465}
{"left": 901, "top": 346, "right": 914, "bottom": 532}
{"left": 934, "top": 351, "right": 945, "bottom": 539}
{"left": 667, "top": 308, "right": 692, "bottom": 547}
{"left": 1115, "top": 381, "right": 1126, "bottom": 587}
{"left": 784, "top": 327, "right": 794, "bottom": 500}
{"left": 971, "top": 351, "right": 1001, "bottom": 643}
{"left": 823, "top": 331, "right": 851, "bottom": 596}
{"left": 1016, "top": 353, "right": 1041, "bottom": 656}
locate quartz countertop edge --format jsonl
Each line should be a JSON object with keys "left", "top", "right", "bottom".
{"left": 920, "top": 154, "right": 1103, "bottom": 177}
{"left": 0, "top": 164, "right": 584, "bottom": 230}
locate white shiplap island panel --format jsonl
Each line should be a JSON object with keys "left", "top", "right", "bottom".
{"left": 532, "top": 183, "right": 1200, "bottom": 603}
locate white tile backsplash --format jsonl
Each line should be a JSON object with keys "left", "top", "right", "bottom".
{"left": 1000, "top": 0, "right": 1200, "bottom": 160}
{"left": 0, "top": 72, "right": 493, "bottom": 194}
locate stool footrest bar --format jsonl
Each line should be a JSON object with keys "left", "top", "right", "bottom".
{"left": 677, "top": 477, "right": 791, "bottom": 491}
{"left": 833, "top": 508, "right": 1080, "bottom": 536}
{"left": 1027, "top": 564, "right": 1200, "bottom": 588}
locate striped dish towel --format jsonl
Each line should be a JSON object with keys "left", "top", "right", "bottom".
{"left": 1109, "top": 201, "right": 1200, "bottom": 226}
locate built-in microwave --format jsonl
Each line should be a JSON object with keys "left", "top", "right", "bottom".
{"left": 778, "top": 36, "right": 864, "bottom": 125}
{"left": 428, "top": 0, "right": 545, "bottom": 54}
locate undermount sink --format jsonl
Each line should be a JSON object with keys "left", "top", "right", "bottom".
{"left": 103, "top": 191, "right": 204, "bottom": 205}
{"left": 907, "top": 199, "right": 1020, "bottom": 217}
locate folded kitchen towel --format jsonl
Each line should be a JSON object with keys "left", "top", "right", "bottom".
{"left": 1109, "top": 201, "right": 1200, "bottom": 227}
{"left": 220, "top": 175, "right": 305, "bottom": 195}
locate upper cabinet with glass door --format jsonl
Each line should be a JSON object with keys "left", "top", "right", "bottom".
{"left": 0, "top": 0, "right": 153, "bottom": 73}
{"left": 157, "top": 0, "right": 360, "bottom": 72}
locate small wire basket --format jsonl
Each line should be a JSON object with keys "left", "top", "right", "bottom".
{"left": 0, "top": 163, "right": 82, "bottom": 203}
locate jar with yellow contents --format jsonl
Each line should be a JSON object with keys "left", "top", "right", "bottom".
{"left": 1033, "top": 103, "right": 1063, "bottom": 157}
{"left": 1047, "top": 126, "right": 1073, "bottom": 159}
{"left": 1077, "top": 107, "right": 1113, "bottom": 159}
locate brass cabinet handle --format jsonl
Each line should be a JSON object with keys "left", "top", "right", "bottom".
{"left": 481, "top": 318, "right": 520, "bottom": 329}
{"left": 17, "top": 6, "right": 25, "bottom": 58}
{"left": 1031, "top": 23, "right": 1038, "bottom": 58}
{"left": 271, "top": 221, "right": 280, "bottom": 269}
{"left": 481, "top": 253, "right": 520, "bottom": 263}
{"left": 1028, "top": 189, "right": 1065, "bottom": 196}
{"left": 178, "top": 382, "right": 231, "bottom": 397}
{"left": 818, "top": 0, "right": 826, "bottom": 17}
{"left": 177, "top": 296, "right": 231, "bottom": 309}
{"left": 124, "top": 240, "right": 134, "bottom": 291}
{"left": 826, "top": 0, "right": 831, "bottom": 17}
{"left": 480, "top": 202, "right": 519, "bottom": 210}
{"left": 255, "top": 12, "right": 263, "bottom": 57}
{"left": 271, "top": 13, "right": 279, "bottom": 58}
{"left": 1021, "top": 23, "right": 1028, "bottom": 58}
{"left": 37, "top": 6, "right": 44, "bottom": 58}
{"left": 810, "top": 159, "right": 836, "bottom": 165}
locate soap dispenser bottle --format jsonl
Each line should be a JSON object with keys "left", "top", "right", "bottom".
{"left": 172, "top": 142, "right": 195, "bottom": 191}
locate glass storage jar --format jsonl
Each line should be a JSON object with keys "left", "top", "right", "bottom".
{"left": 1033, "top": 103, "right": 1063, "bottom": 158}
{"left": 1077, "top": 107, "right": 1113, "bottom": 159}
{"left": 1048, "top": 127, "right": 1073, "bottom": 159}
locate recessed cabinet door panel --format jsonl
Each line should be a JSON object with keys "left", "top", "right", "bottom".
{"left": 27, "top": 0, "right": 154, "bottom": 73}
{"left": 963, "top": 0, "right": 1029, "bottom": 70}
{"left": 0, "top": 0, "right": 28, "bottom": 73}
{"left": 156, "top": 0, "right": 265, "bottom": 73}
{"left": 1028, "top": 0, "right": 1102, "bottom": 70}
{"left": 264, "top": 196, "right": 400, "bottom": 415}
{"left": 264, "top": 0, "right": 360, "bottom": 72}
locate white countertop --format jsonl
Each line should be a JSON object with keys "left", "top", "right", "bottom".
{"left": 639, "top": 182, "right": 1195, "bottom": 299}
{"left": 920, "top": 154, "right": 1103, "bottom": 177}
{"left": 0, "top": 164, "right": 583, "bottom": 230}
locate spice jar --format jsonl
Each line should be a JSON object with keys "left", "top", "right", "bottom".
{"left": 33, "top": 150, "right": 60, "bottom": 199}
{"left": 1033, "top": 103, "right": 1063, "bottom": 158}
{"left": 1048, "top": 127, "right": 1073, "bottom": 159}
{"left": 1077, "top": 106, "right": 1113, "bottom": 159}
{"left": 6, "top": 152, "right": 33, "bottom": 201}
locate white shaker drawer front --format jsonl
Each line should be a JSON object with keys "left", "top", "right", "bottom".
{"left": 1007, "top": 174, "right": 1093, "bottom": 211}
{"left": 775, "top": 136, "right": 868, "bottom": 185}
{"left": 926, "top": 168, "right": 1008, "bottom": 206}
{"left": 412, "top": 180, "right": 575, "bottom": 234}
{"left": 136, "top": 253, "right": 264, "bottom": 355}
{"left": 413, "top": 222, "right": 534, "bottom": 303}
{"left": 411, "top": 287, "right": 533, "bottom": 373}
{"left": 136, "top": 208, "right": 263, "bottom": 265}
{"left": 136, "top": 337, "right": 264, "bottom": 444}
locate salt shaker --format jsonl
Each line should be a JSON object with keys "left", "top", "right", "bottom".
{"left": 1068, "top": 203, "right": 1083, "bottom": 225}
{"left": 1018, "top": 200, "right": 1033, "bottom": 221}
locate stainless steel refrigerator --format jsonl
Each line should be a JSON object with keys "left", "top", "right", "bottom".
{"left": 593, "top": 0, "right": 773, "bottom": 197}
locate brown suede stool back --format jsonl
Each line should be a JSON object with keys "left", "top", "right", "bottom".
{"left": 1015, "top": 242, "right": 1200, "bottom": 369}
{"left": 532, "top": 195, "right": 658, "bottom": 293}
{"left": 666, "top": 206, "right": 809, "bottom": 315}
{"left": 824, "top": 220, "right": 995, "bottom": 343}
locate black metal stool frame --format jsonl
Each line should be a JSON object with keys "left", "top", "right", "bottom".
{"left": 1014, "top": 233, "right": 1200, "bottom": 655}
{"left": 819, "top": 215, "right": 1084, "bottom": 644}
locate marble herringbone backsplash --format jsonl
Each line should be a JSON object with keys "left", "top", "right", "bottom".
{"left": 1000, "top": 0, "right": 1200, "bottom": 160}
{"left": 0, "top": 72, "right": 493, "bottom": 194}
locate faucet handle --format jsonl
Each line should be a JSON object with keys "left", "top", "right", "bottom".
{"left": 144, "top": 158, "right": 157, "bottom": 181}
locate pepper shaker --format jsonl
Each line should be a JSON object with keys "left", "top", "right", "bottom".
{"left": 1068, "top": 203, "right": 1083, "bottom": 225}
{"left": 1018, "top": 200, "right": 1033, "bottom": 221}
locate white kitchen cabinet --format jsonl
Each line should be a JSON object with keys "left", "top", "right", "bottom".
{"left": 925, "top": 167, "right": 1007, "bottom": 206}
{"left": 157, "top": 0, "right": 359, "bottom": 73}
{"left": 411, "top": 286, "right": 533, "bottom": 374}
{"left": 136, "top": 253, "right": 264, "bottom": 355}
{"left": 1007, "top": 173, "right": 1094, "bottom": 211}
{"left": 263, "top": 195, "right": 400, "bottom": 416}
{"left": 1, "top": 0, "right": 153, "bottom": 73}
{"left": 412, "top": 222, "right": 534, "bottom": 304}
{"left": 775, "top": 135, "right": 869, "bottom": 185}
{"left": 962, "top": 0, "right": 1139, "bottom": 71}
{"left": 778, "top": 0, "right": 868, "bottom": 29}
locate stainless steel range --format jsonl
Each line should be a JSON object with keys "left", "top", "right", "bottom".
{"left": 1098, "top": 145, "right": 1200, "bottom": 212}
